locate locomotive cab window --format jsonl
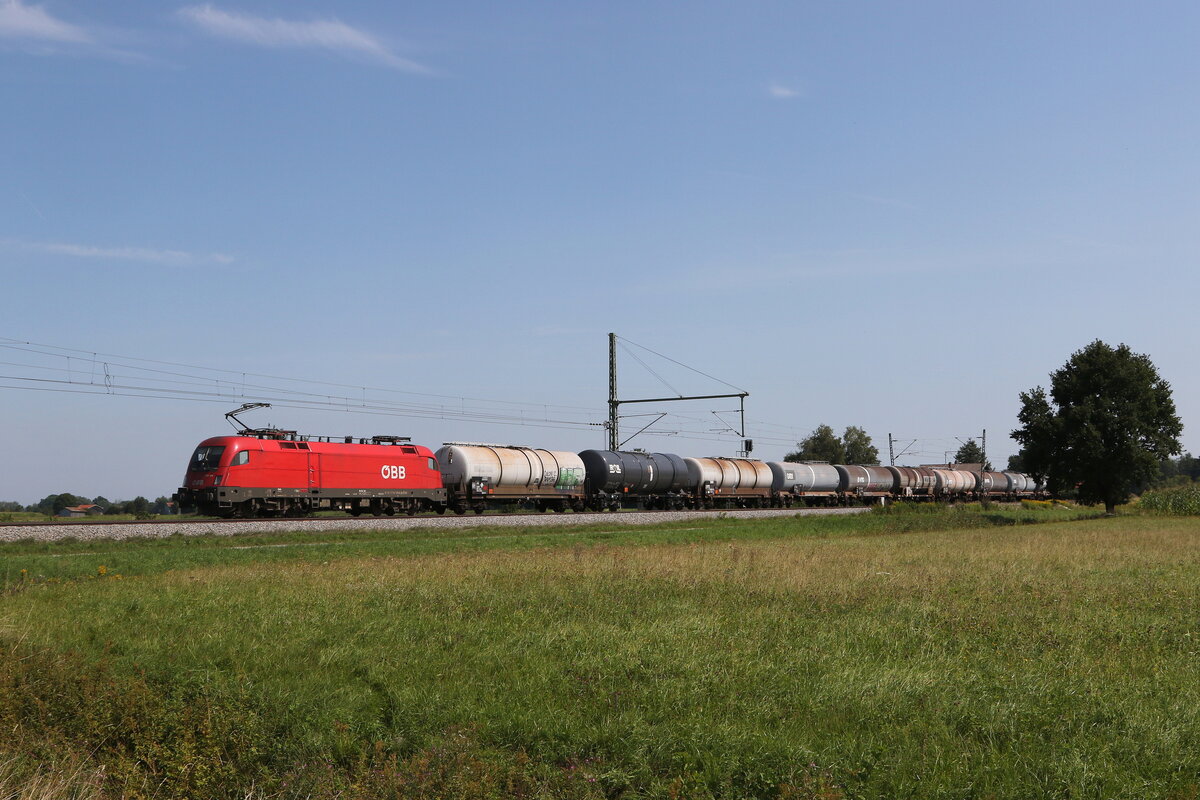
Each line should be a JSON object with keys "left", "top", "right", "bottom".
{"left": 189, "top": 445, "right": 226, "bottom": 472}
{"left": 231, "top": 451, "right": 250, "bottom": 466}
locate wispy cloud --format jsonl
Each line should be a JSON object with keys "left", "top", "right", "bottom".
{"left": 0, "top": 0, "right": 90, "bottom": 44}
{"left": 177, "top": 4, "right": 431, "bottom": 73}
{"left": 768, "top": 83, "right": 801, "bottom": 99}
{"left": 4, "top": 238, "right": 235, "bottom": 266}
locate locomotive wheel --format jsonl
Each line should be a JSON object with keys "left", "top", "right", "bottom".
{"left": 350, "top": 507, "right": 363, "bottom": 517}
{"left": 436, "top": 506, "right": 447, "bottom": 515}
{"left": 406, "top": 505, "right": 417, "bottom": 517}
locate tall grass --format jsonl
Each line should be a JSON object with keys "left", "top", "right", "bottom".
{"left": 2, "top": 510, "right": 1198, "bottom": 798}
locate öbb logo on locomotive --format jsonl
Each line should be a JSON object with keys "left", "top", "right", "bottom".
{"left": 174, "top": 425, "right": 1046, "bottom": 519}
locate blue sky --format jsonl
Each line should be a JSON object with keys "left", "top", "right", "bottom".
{"left": 2, "top": 1, "right": 1197, "bottom": 504}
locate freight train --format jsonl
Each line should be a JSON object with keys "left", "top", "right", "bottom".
{"left": 175, "top": 426, "right": 1044, "bottom": 519}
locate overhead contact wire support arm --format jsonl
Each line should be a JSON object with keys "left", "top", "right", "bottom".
{"left": 606, "top": 332, "right": 749, "bottom": 451}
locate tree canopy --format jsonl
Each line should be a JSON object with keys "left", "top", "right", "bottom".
{"left": 953, "top": 439, "right": 991, "bottom": 470}
{"left": 1010, "top": 340, "right": 1182, "bottom": 513}
{"left": 785, "top": 425, "right": 879, "bottom": 465}
{"left": 842, "top": 426, "right": 881, "bottom": 465}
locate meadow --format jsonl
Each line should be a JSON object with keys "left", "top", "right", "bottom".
{"left": 3, "top": 503, "right": 1199, "bottom": 799}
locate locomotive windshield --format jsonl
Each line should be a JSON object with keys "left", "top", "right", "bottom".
{"left": 189, "top": 445, "right": 226, "bottom": 472}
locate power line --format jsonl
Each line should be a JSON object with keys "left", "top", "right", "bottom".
{"left": 617, "top": 335, "right": 747, "bottom": 393}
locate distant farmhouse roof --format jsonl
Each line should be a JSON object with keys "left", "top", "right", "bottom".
{"left": 58, "top": 504, "right": 102, "bottom": 517}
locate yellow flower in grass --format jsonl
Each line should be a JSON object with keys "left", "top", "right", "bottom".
{"left": 97, "top": 565, "right": 107, "bottom": 576}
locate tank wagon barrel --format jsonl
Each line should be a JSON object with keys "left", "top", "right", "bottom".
{"left": 578, "top": 450, "right": 691, "bottom": 511}
{"left": 436, "top": 444, "right": 586, "bottom": 515}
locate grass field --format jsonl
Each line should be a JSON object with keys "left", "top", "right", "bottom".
{"left": 3, "top": 504, "right": 1199, "bottom": 799}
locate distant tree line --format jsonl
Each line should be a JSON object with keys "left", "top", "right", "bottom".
{"left": 0, "top": 494, "right": 175, "bottom": 516}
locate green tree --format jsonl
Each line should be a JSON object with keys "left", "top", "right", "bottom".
{"left": 119, "top": 496, "right": 152, "bottom": 518}
{"left": 1011, "top": 340, "right": 1182, "bottom": 514}
{"left": 842, "top": 426, "right": 880, "bottom": 465}
{"left": 785, "top": 424, "right": 880, "bottom": 464}
{"left": 953, "top": 439, "right": 991, "bottom": 470}
{"left": 785, "top": 424, "right": 844, "bottom": 463}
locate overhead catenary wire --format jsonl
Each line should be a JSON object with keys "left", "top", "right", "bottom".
{"left": 1, "top": 336, "right": 985, "bottom": 457}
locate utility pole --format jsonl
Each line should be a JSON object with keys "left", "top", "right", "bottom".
{"left": 608, "top": 332, "right": 619, "bottom": 450}
{"left": 981, "top": 429, "right": 987, "bottom": 471}
{"left": 888, "top": 433, "right": 895, "bottom": 466}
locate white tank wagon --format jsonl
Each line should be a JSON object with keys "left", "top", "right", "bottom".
{"left": 436, "top": 444, "right": 586, "bottom": 514}
{"left": 931, "top": 468, "right": 977, "bottom": 497}
{"left": 768, "top": 462, "right": 841, "bottom": 506}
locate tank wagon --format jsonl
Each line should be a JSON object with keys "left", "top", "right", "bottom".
{"left": 768, "top": 461, "right": 842, "bottom": 505}
{"left": 436, "top": 444, "right": 586, "bottom": 515}
{"left": 836, "top": 465, "right": 894, "bottom": 501}
{"left": 684, "top": 457, "right": 774, "bottom": 508}
{"left": 579, "top": 450, "right": 691, "bottom": 511}
{"left": 176, "top": 424, "right": 1046, "bottom": 518}
{"left": 888, "top": 466, "right": 938, "bottom": 498}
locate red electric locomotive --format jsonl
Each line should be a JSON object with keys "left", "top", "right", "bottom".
{"left": 176, "top": 406, "right": 446, "bottom": 518}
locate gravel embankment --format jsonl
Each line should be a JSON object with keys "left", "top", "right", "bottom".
{"left": 0, "top": 507, "right": 870, "bottom": 544}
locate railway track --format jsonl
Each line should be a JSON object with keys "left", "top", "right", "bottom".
{"left": 0, "top": 506, "right": 870, "bottom": 544}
